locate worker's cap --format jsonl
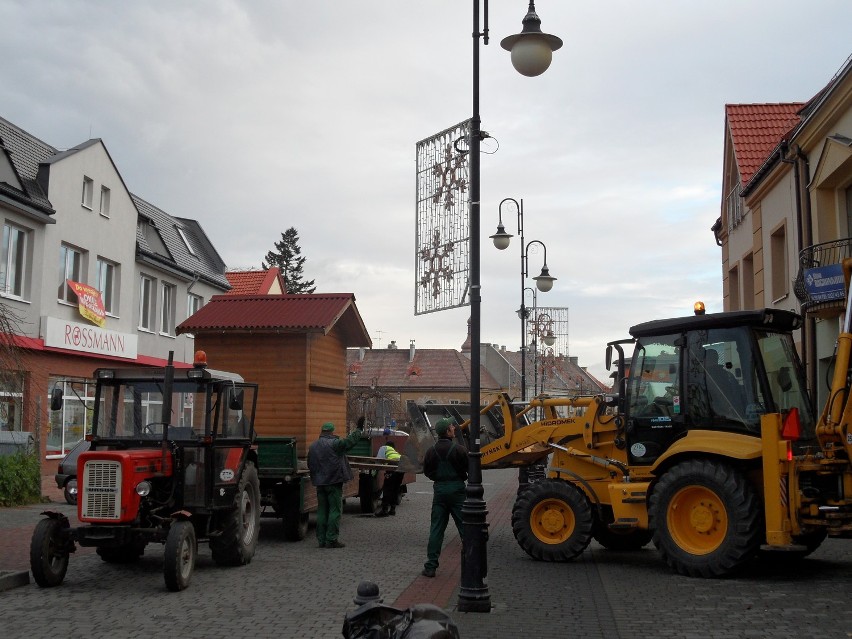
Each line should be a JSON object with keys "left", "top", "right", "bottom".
{"left": 321, "top": 422, "right": 335, "bottom": 432}
{"left": 435, "top": 418, "right": 455, "bottom": 436}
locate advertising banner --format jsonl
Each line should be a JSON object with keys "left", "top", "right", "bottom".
{"left": 68, "top": 279, "right": 106, "bottom": 327}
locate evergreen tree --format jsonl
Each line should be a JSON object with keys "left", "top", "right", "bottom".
{"left": 262, "top": 227, "right": 316, "bottom": 294}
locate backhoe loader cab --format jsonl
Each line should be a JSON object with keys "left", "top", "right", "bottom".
{"left": 620, "top": 308, "right": 815, "bottom": 465}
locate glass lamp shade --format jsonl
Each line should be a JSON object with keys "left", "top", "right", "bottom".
{"left": 490, "top": 224, "right": 512, "bottom": 250}
{"left": 508, "top": 38, "right": 554, "bottom": 77}
{"left": 533, "top": 266, "right": 556, "bottom": 292}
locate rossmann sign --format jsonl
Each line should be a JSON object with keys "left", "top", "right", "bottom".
{"left": 43, "top": 317, "right": 138, "bottom": 359}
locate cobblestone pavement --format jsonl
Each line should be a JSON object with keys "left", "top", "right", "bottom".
{"left": 1, "top": 468, "right": 851, "bottom": 638}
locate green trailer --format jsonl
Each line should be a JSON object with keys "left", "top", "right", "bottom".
{"left": 255, "top": 436, "right": 402, "bottom": 540}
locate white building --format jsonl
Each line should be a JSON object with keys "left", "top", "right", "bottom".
{"left": 0, "top": 116, "right": 229, "bottom": 465}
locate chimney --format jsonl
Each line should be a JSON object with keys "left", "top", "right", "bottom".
{"left": 569, "top": 356, "right": 579, "bottom": 366}
{"left": 387, "top": 340, "right": 397, "bottom": 350}
{"left": 358, "top": 347, "right": 365, "bottom": 361}
{"left": 409, "top": 340, "right": 416, "bottom": 362}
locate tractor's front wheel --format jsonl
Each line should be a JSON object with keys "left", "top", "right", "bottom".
{"left": 511, "top": 479, "right": 593, "bottom": 562}
{"left": 211, "top": 462, "right": 261, "bottom": 566}
{"left": 30, "top": 518, "right": 70, "bottom": 587}
{"left": 164, "top": 521, "right": 196, "bottom": 592}
{"left": 650, "top": 459, "right": 761, "bottom": 577}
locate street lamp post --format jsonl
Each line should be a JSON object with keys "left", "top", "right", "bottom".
{"left": 460, "top": 0, "right": 561, "bottom": 613}
{"left": 491, "top": 202, "right": 557, "bottom": 402}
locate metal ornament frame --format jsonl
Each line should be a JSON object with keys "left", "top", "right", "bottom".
{"left": 415, "top": 120, "right": 471, "bottom": 315}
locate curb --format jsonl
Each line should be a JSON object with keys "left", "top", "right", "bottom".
{"left": 0, "top": 570, "right": 29, "bottom": 591}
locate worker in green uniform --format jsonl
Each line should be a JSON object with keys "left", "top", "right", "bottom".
{"left": 421, "top": 417, "right": 468, "bottom": 577}
{"left": 307, "top": 418, "right": 364, "bottom": 548}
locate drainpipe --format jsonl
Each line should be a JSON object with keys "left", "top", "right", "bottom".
{"left": 783, "top": 143, "right": 814, "bottom": 394}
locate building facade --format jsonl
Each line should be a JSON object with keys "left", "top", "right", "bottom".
{"left": 716, "top": 55, "right": 852, "bottom": 406}
{"left": 0, "top": 116, "right": 229, "bottom": 468}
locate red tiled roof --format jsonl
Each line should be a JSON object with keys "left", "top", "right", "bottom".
{"left": 725, "top": 103, "right": 804, "bottom": 187}
{"left": 346, "top": 348, "right": 500, "bottom": 390}
{"left": 177, "top": 293, "right": 370, "bottom": 347}
{"left": 225, "top": 267, "right": 285, "bottom": 295}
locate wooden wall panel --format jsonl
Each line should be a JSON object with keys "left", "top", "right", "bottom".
{"left": 196, "top": 328, "right": 350, "bottom": 458}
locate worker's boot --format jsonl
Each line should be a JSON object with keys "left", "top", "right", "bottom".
{"left": 388, "top": 506, "right": 396, "bottom": 516}
{"left": 375, "top": 505, "right": 389, "bottom": 517}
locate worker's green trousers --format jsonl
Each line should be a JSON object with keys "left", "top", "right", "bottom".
{"left": 316, "top": 483, "right": 343, "bottom": 545}
{"left": 425, "top": 480, "right": 465, "bottom": 571}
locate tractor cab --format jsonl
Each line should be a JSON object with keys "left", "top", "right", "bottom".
{"left": 78, "top": 354, "right": 259, "bottom": 517}
{"left": 614, "top": 308, "right": 815, "bottom": 465}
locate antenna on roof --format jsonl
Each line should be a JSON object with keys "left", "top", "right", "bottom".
{"left": 373, "top": 330, "right": 384, "bottom": 349}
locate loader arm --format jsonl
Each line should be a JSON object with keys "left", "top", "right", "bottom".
{"left": 815, "top": 257, "right": 852, "bottom": 463}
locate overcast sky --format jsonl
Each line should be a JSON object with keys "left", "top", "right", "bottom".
{"left": 2, "top": 1, "right": 850, "bottom": 381}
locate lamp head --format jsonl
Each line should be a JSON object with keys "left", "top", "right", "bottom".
{"left": 542, "top": 330, "right": 556, "bottom": 347}
{"left": 490, "top": 223, "right": 513, "bottom": 250}
{"left": 500, "top": 2, "right": 563, "bottom": 77}
{"left": 533, "top": 265, "right": 556, "bottom": 292}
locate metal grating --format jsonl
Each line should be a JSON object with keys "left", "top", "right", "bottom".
{"left": 415, "top": 120, "right": 471, "bottom": 315}
{"left": 81, "top": 460, "right": 122, "bottom": 520}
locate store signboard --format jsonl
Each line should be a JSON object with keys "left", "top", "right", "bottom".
{"left": 43, "top": 316, "right": 137, "bottom": 359}
{"left": 804, "top": 264, "right": 845, "bottom": 302}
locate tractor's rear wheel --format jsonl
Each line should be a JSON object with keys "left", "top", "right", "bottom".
{"left": 30, "top": 518, "right": 70, "bottom": 587}
{"left": 593, "top": 507, "right": 653, "bottom": 551}
{"left": 211, "top": 462, "right": 260, "bottom": 566}
{"left": 512, "top": 479, "right": 593, "bottom": 562}
{"left": 650, "top": 459, "right": 761, "bottom": 577}
{"left": 163, "top": 521, "right": 196, "bottom": 592}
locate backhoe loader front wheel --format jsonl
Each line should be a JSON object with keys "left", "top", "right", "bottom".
{"left": 650, "top": 459, "right": 761, "bottom": 577}
{"left": 512, "top": 479, "right": 593, "bottom": 562}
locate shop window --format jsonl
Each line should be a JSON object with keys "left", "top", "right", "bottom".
{"left": 46, "top": 377, "right": 95, "bottom": 458}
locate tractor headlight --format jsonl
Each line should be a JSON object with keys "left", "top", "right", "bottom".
{"left": 135, "top": 481, "right": 152, "bottom": 497}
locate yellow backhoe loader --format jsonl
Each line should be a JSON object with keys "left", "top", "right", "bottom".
{"left": 413, "top": 300, "right": 852, "bottom": 577}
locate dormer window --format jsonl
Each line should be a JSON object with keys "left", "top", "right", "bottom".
{"left": 176, "top": 226, "right": 196, "bottom": 257}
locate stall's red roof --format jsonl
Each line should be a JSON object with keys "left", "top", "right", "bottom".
{"left": 177, "top": 293, "right": 371, "bottom": 347}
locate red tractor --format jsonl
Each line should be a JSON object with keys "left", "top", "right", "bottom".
{"left": 30, "top": 352, "right": 261, "bottom": 591}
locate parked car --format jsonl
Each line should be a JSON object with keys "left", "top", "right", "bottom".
{"left": 54, "top": 439, "right": 90, "bottom": 505}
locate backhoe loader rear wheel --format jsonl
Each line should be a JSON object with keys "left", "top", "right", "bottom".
{"left": 650, "top": 459, "right": 761, "bottom": 577}
{"left": 512, "top": 479, "right": 593, "bottom": 562}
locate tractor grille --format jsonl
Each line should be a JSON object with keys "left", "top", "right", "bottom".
{"left": 81, "top": 460, "right": 122, "bottom": 520}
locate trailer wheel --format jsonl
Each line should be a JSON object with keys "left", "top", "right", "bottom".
{"left": 30, "top": 518, "right": 70, "bottom": 587}
{"left": 359, "top": 473, "right": 380, "bottom": 514}
{"left": 650, "top": 459, "right": 761, "bottom": 577}
{"left": 512, "top": 479, "right": 593, "bottom": 562}
{"left": 164, "top": 521, "right": 196, "bottom": 592}
{"left": 211, "top": 461, "right": 261, "bottom": 566}
{"left": 283, "top": 511, "right": 309, "bottom": 541}
{"left": 593, "top": 507, "right": 653, "bottom": 551}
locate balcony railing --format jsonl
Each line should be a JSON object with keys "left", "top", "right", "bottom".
{"left": 794, "top": 237, "right": 852, "bottom": 310}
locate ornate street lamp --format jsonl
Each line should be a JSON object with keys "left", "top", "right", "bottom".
{"left": 491, "top": 200, "right": 557, "bottom": 401}
{"left": 461, "top": 0, "right": 561, "bottom": 613}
